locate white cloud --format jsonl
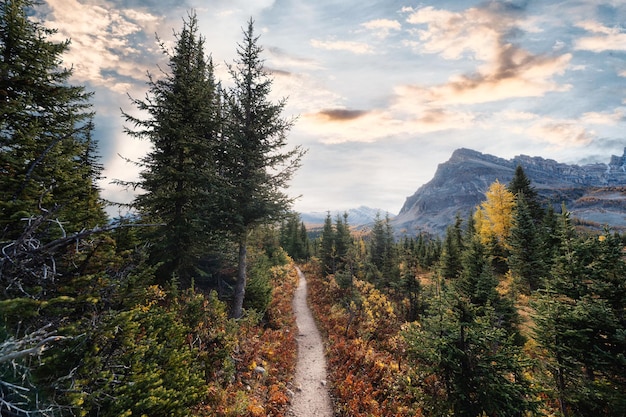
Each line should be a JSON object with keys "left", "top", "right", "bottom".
{"left": 310, "top": 38, "right": 374, "bottom": 55}
{"left": 498, "top": 110, "right": 540, "bottom": 121}
{"left": 361, "top": 19, "right": 401, "bottom": 39}
{"left": 581, "top": 110, "right": 624, "bottom": 125}
{"left": 403, "top": 5, "right": 505, "bottom": 61}
{"left": 574, "top": 20, "right": 626, "bottom": 52}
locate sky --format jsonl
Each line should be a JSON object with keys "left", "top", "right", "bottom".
{"left": 35, "top": 0, "right": 626, "bottom": 216}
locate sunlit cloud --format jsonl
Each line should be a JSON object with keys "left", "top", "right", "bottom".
{"left": 498, "top": 110, "right": 540, "bottom": 121}
{"left": 581, "top": 110, "right": 624, "bottom": 125}
{"left": 43, "top": 0, "right": 164, "bottom": 93}
{"left": 267, "top": 46, "right": 323, "bottom": 70}
{"left": 301, "top": 103, "right": 475, "bottom": 144}
{"left": 528, "top": 119, "right": 596, "bottom": 147}
{"left": 398, "top": 4, "right": 572, "bottom": 105}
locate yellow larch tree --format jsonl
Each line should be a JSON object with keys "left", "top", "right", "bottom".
{"left": 474, "top": 180, "right": 515, "bottom": 248}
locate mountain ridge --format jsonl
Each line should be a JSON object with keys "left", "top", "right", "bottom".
{"left": 300, "top": 206, "right": 395, "bottom": 227}
{"left": 393, "top": 147, "right": 626, "bottom": 236}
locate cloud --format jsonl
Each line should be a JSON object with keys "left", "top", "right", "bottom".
{"left": 310, "top": 38, "right": 374, "bottom": 54}
{"left": 266, "top": 46, "right": 323, "bottom": 70}
{"left": 574, "top": 20, "right": 626, "bottom": 52}
{"left": 431, "top": 52, "right": 571, "bottom": 104}
{"left": 402, "top": 5, "right": 507, "bottom": 61}
{"left": 361, "top": 19, "right": 401, "bottom": 39}
{"left": 527, "top": 118, "right": 596, "bottom": 147}
{"left": 43, "top": 0, "right": 165, "bottom": 93}
{"left": 498, "top": 110, "right": 540, "bottom": 121}
{"left": 581, "top": 109, "right": 624, "bottom": 125}
{"left": 300, "top": 103, "right": 475, "bottom": 145}
{"left": 316, "top": 109, "right": 369, "bottom": 121}
{"left": 398, "top": 4, "right": 571, "bottom": 105}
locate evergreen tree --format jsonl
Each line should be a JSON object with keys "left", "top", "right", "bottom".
{"left": 0, "top": 2, "right": 112, "bottom": 413}
{"left": 508, "top": 165, "right": 543, "bottom": 221}
{"left": 279, "top": 212, "right": 310, "bottom": 261}
{"left": 369, "top": 212, "right": 387, "bottom": 273}
{"left": 403, "top": 275, "right": 536, "bottom": 416}
{"left": 0, "top": 0, "right": 105, "bottom": 238}
{"left": 334, "top": 212, "right": 352, "bottom": 272}
{"left": 223, "top": 20, "right": 304, "bottom": 318}
{"left": 299, "top": 220, "right": 310, "bottom": 261}
{"left": 400, "top": 238, "right": 423, "bottom": 322}
{"left": 457, "top": 233, "right": 522, "bottom": 342}
{"left": 368, "top": 212, "right": 399, "bottom": 288}
{"left": 319, "top": 212, "right": 335, "bottom": 275}
{"left": 533, "top": 213, "right": 626, "bottom": 416}
{"left": 439, "top": 221, "right": 463, "bottom": 280}
{"left": 539, "top": 203, "right": 560, "bottom": 273}
{"left": 122, "top": 13, "right": 222, "bottom": 286}
{"left": 508, "top": 193, "right": 546, "bottom": 292}
{"left": 71, "top": 288, "right": 209, "bottom": 417}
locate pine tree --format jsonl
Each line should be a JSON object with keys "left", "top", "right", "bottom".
{"left": 0, "top": 0, "right": 105, "bottom": 238}
{"left": 319, "top": 212, "right": 335, "bottom": 275}
{"left": 533, "top": 214, "right": 626, "bottom": 416}
{"left": 334, "top": 212, "right": 352, "bottom": 270}
{"left": 367, "top": 212, "right": 399, "bottom": 288}
{"left": 223, "top": 19, "right": 304, "bottom": 318}
{"left": 403, "top": 275, "right": 536, "bottom": 416}
{"left": 122, "top": 12, "right": 222, "bottom": 286}
{"left": 71, "top": 288, "right": 207, "bottom": 417}
{"left": 508, "top": 165, "right": 543, "bottom": 221}
{"left": 0, "top": 1, "right": 110, "bottom": 414}
{"left": 508, "top": 193, "right": 546, "bottom": 292}
{"left": 279, "top": 212, "right": 310, "bottom": 261}
{"left": 439, "top": 218, "right": 463, "bottom": 279}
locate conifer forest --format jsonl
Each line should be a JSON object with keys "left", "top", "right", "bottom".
{"left": 1, "top": 1, "right": 625, "bottom": 416}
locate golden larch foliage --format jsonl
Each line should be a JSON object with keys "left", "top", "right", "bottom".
{"left": 475, "top": 180, "right": 515, "bottom": 247}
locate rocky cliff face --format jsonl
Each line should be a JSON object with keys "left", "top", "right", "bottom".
{"left": 393, "top": 148, "right": 626, "bottom": 236}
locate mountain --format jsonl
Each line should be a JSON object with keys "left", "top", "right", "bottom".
{"left": 393, "top": 147, "right": 626, "bottom": 236}
{"left": 300, "top": 206, "right": 395, "bottom": 227}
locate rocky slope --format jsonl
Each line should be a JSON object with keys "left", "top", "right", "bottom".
{"left": 393, "top": 147, "right": 626, "bottom": 236}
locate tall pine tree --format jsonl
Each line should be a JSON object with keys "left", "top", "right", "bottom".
{"left": 123, "top": 12, "right": 222, "bottom": 286}
{"left": 223, "top": 19, "right": 304, "bottom": 318}
{"left": 508, "top": 192, "right": 546, "bottom": 292}
{"left": 0, "top": 1, "right": 109, "bottom": 414}
{"left": 0, "top": 0, "right": 105, "bottom": 238}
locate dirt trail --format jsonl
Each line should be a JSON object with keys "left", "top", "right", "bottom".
{"left": 288, "top": 267, "right": 333, "bottom": 417}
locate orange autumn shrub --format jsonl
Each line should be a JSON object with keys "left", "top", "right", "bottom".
{"left": 195, "top": 263, "right": 298, "bottom": 417}
{"left": 304, "top": 262, "right": 418, "bottom": 417}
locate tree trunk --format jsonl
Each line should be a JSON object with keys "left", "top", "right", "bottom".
{"left": 231, "top": 233, "right": 248, "bottom": 319}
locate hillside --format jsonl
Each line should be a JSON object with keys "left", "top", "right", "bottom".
{"left": 393, "top": 147, "right": 626, "bottom": 236}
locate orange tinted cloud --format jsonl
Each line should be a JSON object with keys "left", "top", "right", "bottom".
{"left": 399, "top": 4, "right": 571, "bottom": 105}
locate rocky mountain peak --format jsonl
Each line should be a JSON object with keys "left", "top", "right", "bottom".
{"left": 608, "top": 147, "right": 626, "bottom": 172}
{"left": 393, "top": 148, "right": 626, "bottom": 236}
